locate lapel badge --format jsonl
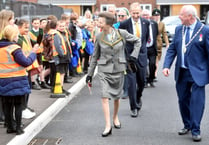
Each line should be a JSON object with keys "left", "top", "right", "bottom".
{"left": 199, "top": 34, "right": 202, "bottom": 42}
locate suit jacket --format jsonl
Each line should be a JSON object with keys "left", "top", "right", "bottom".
{"left": 163, "top": 21, "right": 209, "bottom": 86}
{"left": 147, "top": 20, "right": 158, "bottom": 55}
{"left": 157, "top": 21, "right": 169, "bottom": 49}
{"left": 119, "top": 17, "right": 150, "bottom": 67}
{"left": 88, "top": 29, "right": 141, "bottom": 77}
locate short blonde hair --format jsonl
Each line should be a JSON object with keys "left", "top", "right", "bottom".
{"left": 3, "top": 25, "right": 19, "bottom": 41}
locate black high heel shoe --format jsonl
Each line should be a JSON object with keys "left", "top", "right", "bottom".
{"left": 113, "top": 122, "right": 121, "bottom": 129}
{"left": 101, "top": 127, "right": 112, "bottom": 137}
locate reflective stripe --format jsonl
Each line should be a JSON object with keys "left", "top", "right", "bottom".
{"left": 1, "top": 45, "right": 20, "bottom": 64}
{"left": 29, "top": 31, "right": 43, "bottom": 53}
{"left": 64, "top": 29, "right": 72, "bottom": 54}
{"left": 0, "top": 44, "right": 26, "bottom": 78}
{"left": 48, "top": 29, "right": 67, "bottom": 57}
{"left": 21, "top": 35, "right": 39, "bottom": 71}
{"left": 0, "top": 66, "right": 25, "bottom": 73}
{"left": 29, "top": 31, "right": 37, "bottom": 42}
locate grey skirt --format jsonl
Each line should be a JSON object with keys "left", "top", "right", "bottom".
{"left": 98, "top": 72, "right": 124, "bottom": 100}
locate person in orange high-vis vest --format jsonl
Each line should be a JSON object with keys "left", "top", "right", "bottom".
{"left": 0, "top": 25, "right": 39, "bottom": 135}
{"left": 17, "top": 19, "right": 39, "bottom": 119}
{"left": 61, "top": 13, "right": 74, "bottom": 83}
{"left": 47, "top": 20, "right": 70, "bottom": 95}
{"left": 0, "top": 9, "right": 15, "bottom": 123}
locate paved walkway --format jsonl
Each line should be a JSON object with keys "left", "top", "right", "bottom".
{"left": 34, "top": 69, "right": 209, "bottom": 145}
{"left": 0, "top": 75, "right": 84, "bottom": 145}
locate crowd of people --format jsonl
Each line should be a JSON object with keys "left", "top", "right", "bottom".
{"left": 0, "top": 1, "right": 208, "bottom": 143}
{"left": 0, "top": 8, "right": 97, "bottom": 135}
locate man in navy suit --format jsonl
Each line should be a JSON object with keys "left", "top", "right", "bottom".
{"left": 119, "top": 2, "right": 149, "bottom": 117}
{"left": 141, "top": 9, "right": 158, "bottom": 87}
{"left": 163, "top": 5, "right": 209, "bottom": 142}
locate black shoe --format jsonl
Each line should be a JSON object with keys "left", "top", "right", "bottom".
{"left": 64, "top": 79, "right": 73, "bottom": 83}
{"left": 113, "top": 122, "right": 121, "bottom": 129}
{"left": 101, "top": 128, "right": 112, "bottom": 137}
{"left": 121, "top": 96, "right": 128, "bottom": 99}
{"left": 192, "top": 135, "right": 201, "bottom": 142}
{"left": 130, "top": 109, "right": 138, "bottom": 118}
{"left": 32, "top": 84, "right": 41, "bottom": 90}
{"left": 83, "top": 70, "right": 88, "bottom": 74}
{"left": 40, "top": 82, "right": 51, "bottom": 89}
{"left": 16, "top": 128, "right": 24, "bottom": 135}
{"left": 7, "top": 128, "right": 16, "bottom": 134}
{"left": 62, "top": 89, "right": 71, "bottom": 96}
{"left": 178, "top": 128, "right": 190, "bottom": 135}
{"left": 36, "top": 78, "right": 40, "bottom": 85}
{"left": 144, "top": 83, "right": 148, "bottom": 88}
{"left": 149, "top": 82, "right": 155, "bottom": 87}
{"left": 66, "top": 76, "right": 72, "bottom": 80}
{"left": 153, "top": 78, "right": 158, "bottom": 82}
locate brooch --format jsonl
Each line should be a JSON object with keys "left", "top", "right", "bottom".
{"left": 199, "top": 34, "right": 202, "bottom": 42}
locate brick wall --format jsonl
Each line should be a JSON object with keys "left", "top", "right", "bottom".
{"left": 96, "top": 0, "right": 157, "bottom": 11}
{"left": 16, "top": 0, "right": 38, "bottom": 3}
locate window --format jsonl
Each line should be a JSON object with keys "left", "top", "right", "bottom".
{"left": 140, "top": 4, "right": 152, "bottom": 15}
{"left": 30, "top": 5, "right": 36, "bottom": 16}
{"left": 100, "top": 4, "right": 115, "bottom": 12}
{"left": 22, "top": 5, "right": 29, "bottom": 16}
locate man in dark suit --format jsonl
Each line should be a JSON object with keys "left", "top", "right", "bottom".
{"left": 119, "top": 2, "right": 149, "bottom": 117}
{"left": 141, "top": 9, "right": 158, "bottom": 87}
{"left": 163, "top": 5, "right": 209, "bottom": 142}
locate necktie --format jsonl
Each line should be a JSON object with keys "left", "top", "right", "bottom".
{"left": 135, "top": 22, "right": 140, "bottom": 37}
{"left": 184, "top": 27, "right": 190, "bottom": 67}
{"left": 185, "top": 27, "right": 190, "bottom": 44}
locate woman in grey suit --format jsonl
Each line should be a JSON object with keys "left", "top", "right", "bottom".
{"left": 86, "top": 12, "right": 141, "bottom": 137}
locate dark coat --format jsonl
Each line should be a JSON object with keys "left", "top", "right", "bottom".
{"left": 119, "top": 17, "right": 150, "bottom": 67}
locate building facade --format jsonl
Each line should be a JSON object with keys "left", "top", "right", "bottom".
{"left": 38, "top": 0, "right": 96, "bottom": 16}
{"left": 157, "top": 0, "right": 209, "bottom": 20}
{"left": 96, "top": 0, "right": 157, "bottom": 15}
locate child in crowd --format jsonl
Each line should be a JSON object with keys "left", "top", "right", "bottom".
{"left": 16, "top": 19, "right": 38, "bottom": 119}
{"left": 29, "top": 17, "right": 51, "bottom": 89}
{"left": 61, "top": 14, "right": 73, "bottom": 83}
{"left": 56, "top": 20, "right": 72, "bottom": 94}
{"left": 44, "top": 16, "right": 70, "bottom": 95}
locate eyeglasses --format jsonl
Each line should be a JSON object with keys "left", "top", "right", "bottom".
{"left": 118, "top": 15, "right": 126, "bottom": 18}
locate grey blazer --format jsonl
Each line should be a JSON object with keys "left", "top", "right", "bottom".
{"left": 88, "top": 29, "right": 141, "bottom": 76}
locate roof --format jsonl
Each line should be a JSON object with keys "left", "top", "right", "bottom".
{"left": 157, "top": 0, "right": 209, "bottom": 5}
{"left": 38, "top": 0, "right": 96, "bottom": 5}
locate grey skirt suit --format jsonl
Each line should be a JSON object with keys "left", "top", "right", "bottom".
{"left": 88, "top": 29, "right": 141, "bottom": 99}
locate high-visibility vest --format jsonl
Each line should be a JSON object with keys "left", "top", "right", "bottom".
{"left": 64, "top": 29, "right": 72, "bottom": 54}
{"left": 28, "top": 29, "right": 43, "bottom": 53}
{"left": 48, "top": 29, "right": 67, "bottom": 57}
{"left": 19, "top": 35, "right": 39, "bottom": 71}
{"left": 0, "top": 44, "right": 27, "bottom": 78}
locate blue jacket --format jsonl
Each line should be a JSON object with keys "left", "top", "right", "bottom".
{"left": 163, "top": 21, "right": 209, "bottom": 86}
{"left": 0, "top": 39, "right": 36, "bottom": 96}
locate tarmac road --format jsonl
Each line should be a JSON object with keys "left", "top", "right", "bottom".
{"left": 32, "top": 50, "right": 209, "bottom": 145}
